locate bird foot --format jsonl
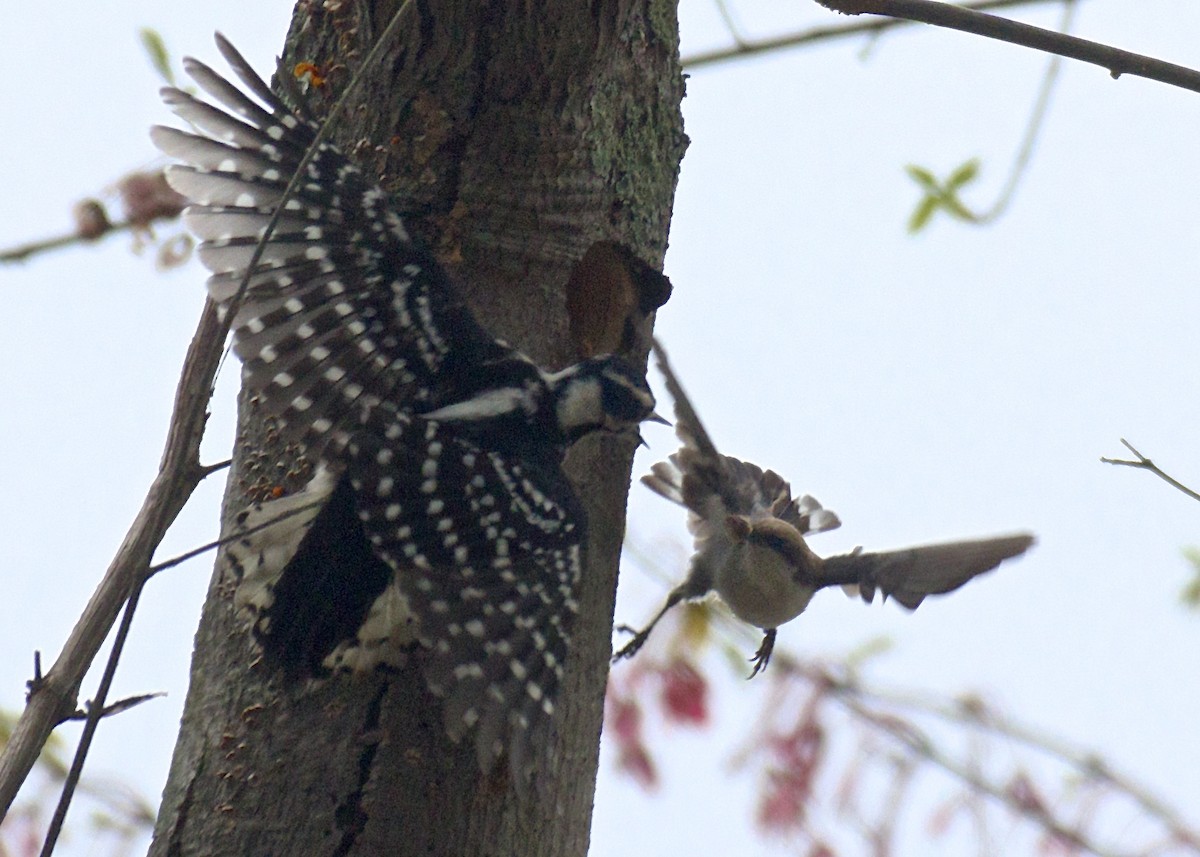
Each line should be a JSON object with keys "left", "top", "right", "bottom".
{"left": 612, "top": 625, "right": 651, "bottom": 663}
{"left": 748, "top": 629, "right": 776, "bottom": 679}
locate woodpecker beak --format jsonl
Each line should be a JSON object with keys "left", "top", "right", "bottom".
{"left": 646, "top": 411, "right": 671, "bottom": 427}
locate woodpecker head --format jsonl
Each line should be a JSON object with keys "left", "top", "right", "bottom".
{"left": 544, "top": 355, "right": 663, "bottom": 444}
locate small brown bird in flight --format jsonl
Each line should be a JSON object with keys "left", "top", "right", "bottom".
{"left": 614, "top": 339, "right": 1035, "bottom": 677}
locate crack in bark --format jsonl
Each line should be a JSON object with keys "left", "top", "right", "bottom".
{"left": 165, "top": 755, "right": 200, "bottom": 857}
{"left": 429, "top": 3, "right": 499, "bottom": 226}
{"left": 331, "top": 680, "right": 390, "bottom": 856}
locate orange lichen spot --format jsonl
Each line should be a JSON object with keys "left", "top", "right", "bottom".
{"left": 293, "top": 61, "right": 326, "bottom": 88}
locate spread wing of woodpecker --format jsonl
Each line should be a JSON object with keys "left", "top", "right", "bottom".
{"left": 346, "top": 404, "right": 583, "bottom": 778}
{"left": 819, "top": 533, "right": 1035, "bottom": 609}
{"left": 156, "top": 35, "right": 661, "bottom": 785}
{"left": 152, "top": 34, "right": 517, "bottom": 462}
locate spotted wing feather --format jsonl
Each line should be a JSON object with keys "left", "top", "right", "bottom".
{"left": 152, "top": 34, "right": 513, "bottom": 460}
{"left": 345, "top": 408, "right": 583, "bottom": 780}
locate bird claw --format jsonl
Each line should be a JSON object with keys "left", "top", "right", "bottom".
{"left": 747, "top": 629, "right": 776, "bottom": 679}
{"left": 612, "top": 628, "right": 651, "bottom": 663}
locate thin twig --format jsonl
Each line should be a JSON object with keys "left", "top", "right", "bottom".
{"left": 839, "top": 695, "right": 1108, "bottom": 856}
{"left": 59, "top": 692, "right": 165, "bottom": 724}
{"left": 683, "top": 0, "right": 1077, "bottom": 69}
{"left": 824, "top": 667, "right": 1200, "bottom": 844}
{"left": 0, "top": 3, "right": 420, "bottom": 831}
{"left": 198, "top": 458, "right": 233, "bottom": 479}
{"left": 39, "top": 585, "right": 147, "bottom": 857}
{"left": 712, "top": 0, "right": 747, "bottom": 48}
{"left": 1102, "top": 438, "right": 1200, "bottom": 503}
{"left": 0, "top": 299, "right": 223, "bottom": 820}
{"left": 0, "top": 222, "right": 135, "bottom": 264}
{"left": 145, "top": 492, "right": 327, "bottom": 579}
{"left": 814, "top": 0, "right": 1200, "bottom": 95}
{"left": 977, "top": 0, "right": 1075, "bottom": 221}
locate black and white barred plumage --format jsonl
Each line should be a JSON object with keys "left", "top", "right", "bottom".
{"left": 154, "top": 35, "right": 659, "bottom": 780}
{"left": 152, "top": 37, "right": 518, "bottom": 463}
{"left": 347, "top": 407, "right": 582, "bottom": 774}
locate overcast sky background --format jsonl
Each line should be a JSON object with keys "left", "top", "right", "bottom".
{"left": 4, "top": 2, "right": 1199, "bottom": 855}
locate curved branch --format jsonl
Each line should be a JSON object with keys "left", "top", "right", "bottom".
{"left": 816, "top": 0, "right": 1200, "bottom": 95}
{"left": 0, "top": 298, "right": 224, "bottom": 820}
{"left": 975, "top": 0, "right": 1075, "bottom": 222}
{"left": 684, "top": 0, "right": 1079, "bottom": 69}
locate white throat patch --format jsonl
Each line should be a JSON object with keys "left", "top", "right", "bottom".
{"left": 554, "top": 376, "right": 602, "bottom": 432}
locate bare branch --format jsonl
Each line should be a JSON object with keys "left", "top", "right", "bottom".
{"left": 1, "top": 2, "right": 419, "bottom": 824}
{"left": 144, "top": 489, "right": 324, "bottom": 580}
{"left": 1102, "top": 438, "right": 1200, "bottom": 503}
{"left": 0, "top": 222, "right": 134, "bottom": 264}
{"left": 683, "top": 0, "right": 1078, "bottom": 69}
{"left": 824, "top": 668, "right": 1200, "bottom": 848}
{"left": 58, "top": 692, "right": 165, "bottom": 724}
{"left": 713, "top": 0, "right": 748, "bottom": 48}
{"left": 837, "top": 692, "right": 1101, "bottom": 855}
{"left": 975, "top": 0, "right": 1075, "bottom": 222}
{"left": 0, "top": 298, "right": 224, "bottom": 820}
{"left": 40, "top": 589, "right": 147, "bottom": 856}
{"left": 1, "top": 171, "right": 187, "bottom": 265}
{"left": 814, "top": 0, "right": 1200, "bottom": 95}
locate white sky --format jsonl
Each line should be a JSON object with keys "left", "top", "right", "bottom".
{"left": 3, "top": 2, "right": 1199, "bottom": 855}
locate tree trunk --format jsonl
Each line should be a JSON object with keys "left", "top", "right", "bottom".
{"left": 149, "top": 2, "right": 684, "bottom": 854}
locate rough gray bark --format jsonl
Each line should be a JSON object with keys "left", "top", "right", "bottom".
{"left": 149, "top": 2, "right": 685, "bottom": 854}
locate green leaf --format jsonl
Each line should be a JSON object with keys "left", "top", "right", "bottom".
{"left": 946, "top": 158, "right": 981, "bottom": 190}
{"left": 905, "top": 164, "right": 940, "bottom": 192}
{"left": 139, "top": 28, "right": 175, "bottom": 86}
{"left": 941, "top": 193, "right": 980, "bottom": 224}
{"left": 907, "top": 196, "right": 939, "bottom": 234}
{"left": 904, "top": 160, "right": 986, "bottom": 231}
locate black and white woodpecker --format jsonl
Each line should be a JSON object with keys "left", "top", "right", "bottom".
{"left": 153, "top": 35, "right": 662, "bottom": 781}
{"left": 615, "top": 340, "right": 1035, "bottom": 676}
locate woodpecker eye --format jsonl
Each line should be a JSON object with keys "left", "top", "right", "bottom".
{"left": 596, "top": 361, "right": 656, "bottom": 426}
